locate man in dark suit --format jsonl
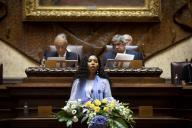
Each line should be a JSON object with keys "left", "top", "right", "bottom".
{"left": 44, "top": 33, "right": 78, "bottom": 60}
{"left": 123, "top": 34, "right": 133, "bottom": 46}
{"left": 102, "top": 34, "right": 143, "bottom": 67}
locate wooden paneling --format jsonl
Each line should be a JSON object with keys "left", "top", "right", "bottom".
{"left": 0, "top": 0, "right": 192, "bottom": 62}
{"left": 1, "top": 77, "right": 192, "bottom": 127}
{"left": 0, "top": 64, "right": 2, "bottom": 84}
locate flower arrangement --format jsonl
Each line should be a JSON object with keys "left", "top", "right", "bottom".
{"left": 56, "top": 100, "right": 83, "bottom": 127}
{"left": 56, "top": 99, "right": 135, "bottom": 128}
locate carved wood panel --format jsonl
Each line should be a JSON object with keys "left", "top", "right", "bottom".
{"left": 0, "top": 0, "right": 191, "bottom": 63}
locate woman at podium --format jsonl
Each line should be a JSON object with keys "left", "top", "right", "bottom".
{"left": 69, "top": 54, "right": 113, "bottom": 102}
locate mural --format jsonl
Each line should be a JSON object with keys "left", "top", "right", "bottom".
{"left": 23, "top": 0, "right": 159, "bottom": 21}
{"left": 39, "top": 0, "right": 145, "bottom": 6}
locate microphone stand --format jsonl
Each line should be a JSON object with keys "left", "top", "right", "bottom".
{"left": 98, "top": 90, "right": 101, "bottom": 100}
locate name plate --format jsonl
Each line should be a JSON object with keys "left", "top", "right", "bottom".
{"left": 38, "top": 106, "right": 52, "bottom": 117}
{"left": 45, "top": 58, "right": 78, "bottom": 68}
{"left": 105, "top": 59, "right": 143, "bottom": 69}
{"left": 139, "top": 106, "right": 153, "bottom": 117}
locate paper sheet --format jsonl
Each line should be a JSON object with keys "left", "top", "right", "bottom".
{"left": 47, "top": 57, "right": 65, "bottom": 61}
{"left": 115, "top": 53, "right": 134, "bottom": 60}
{"left": 114, "top": 53, "right": 134, "bottom": 68}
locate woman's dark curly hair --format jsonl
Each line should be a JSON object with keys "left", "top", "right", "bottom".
{"left": 74, "top": 54, "right": 111, "bottom": 86}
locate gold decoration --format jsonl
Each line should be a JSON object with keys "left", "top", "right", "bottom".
{"left": 23, "top": 0, "right": 161, "bottom": 22}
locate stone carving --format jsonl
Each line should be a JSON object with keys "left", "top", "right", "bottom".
{"left": 0, "top": 0, "right": 191, "bottom": 63}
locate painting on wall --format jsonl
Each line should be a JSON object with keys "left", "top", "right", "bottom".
{"left": 23, "top": 0, "right": 161, "bottom": 21}
{"left": 38, "top": 0, "right": 145, "bottom": 7}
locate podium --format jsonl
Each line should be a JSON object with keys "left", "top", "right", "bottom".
{"left": 104, "top": 59, "right": 162, "bottom": 78}
{"left": 27, "top": 59, "right": 79, "bottom": 77}
{"left": 105, "top": 59, "right": 143, "bottom": 69}
{"left": 45, "top": 59, "right": 78, "bottom": 68}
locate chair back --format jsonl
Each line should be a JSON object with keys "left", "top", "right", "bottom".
{"left": 171, "top": 62, "right": 189, "bottom": 84}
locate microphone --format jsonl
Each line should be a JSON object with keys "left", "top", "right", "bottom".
{"left": 91, "top": 89, "right": 94, "bottom": 99}
{"left": 98, "top": 90, "right": 101, "bottom": 100}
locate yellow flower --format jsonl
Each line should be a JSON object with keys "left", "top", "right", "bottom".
{"left": 101, "top": 99, "right": 107, "bottom": 104}
{"left": 90, "top": 103, "right": 95, "bottom": 109}
{"left": 103, "top": 107, "right": 109, "bottom": 112}
{"left": 109, "top": 101, "right": 115, "bottom": 108}
{"left": 84, "top": 101, "right": 92, "bottom": 108}
{"left": 94, "top": 106, "right": 100, "bottom": 113}
{"left": 94, "top": 99, "right": 101, "bottom": 106}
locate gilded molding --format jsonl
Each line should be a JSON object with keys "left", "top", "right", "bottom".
{"left": 23, "top": 0, "right": 161, "bottom": 22}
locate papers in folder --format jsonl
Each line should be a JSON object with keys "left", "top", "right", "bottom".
{"left": 114, "top": 53, "right": 134, "bottom": 68}
{"left": 47, "top": 57, "right": 65, "bottom": 61}
{"left": 46, "top": 57, "right": 77, "bottom": 68}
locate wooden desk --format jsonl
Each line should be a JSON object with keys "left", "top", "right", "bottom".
{"left": 0, "top": 85, "right": 12, "bottom": 119}
{"left": 25, "top": 67, "right": 163, "bottom": 77}
{"left": 23, "top": 76, "right": 165, "bottom": 84}
{"left": 6, "top": 82, "right": 182, "bottom": 117}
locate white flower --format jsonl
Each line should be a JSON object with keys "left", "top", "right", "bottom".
{"left": 72, "top": 116, "right": 78, "bottom": 122}
{"left": 62, "top": 106, "right": 68, "bottom": 111}
{"left": 72, "top": 110, "right": 77, "bottom": 115}
{"left": 119, "top": 111, "right": 124, "bottom": 116}
{"left": 67, "top": 101, "right": 76, "bottom": 105}
{"left": 71, "top": 104, "right": 76, "bottom": 109}
{"left": 77, "top": 99, "right": 82, "bottom": 102}
{"left": 66, "top": 102, "right": 71, "bottom": 106}
{"left": 119, "top": 106, "right": 124, "bottom": 109}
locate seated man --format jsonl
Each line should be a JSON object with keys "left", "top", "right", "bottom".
{"left": 44, "top": 33, "right": 79, "bottom": 61}
{"left": 123, "top": 34, "right": 133, "bottom": 46}
{"left": 102, "top": 34, "right": 143, "bottom": 67}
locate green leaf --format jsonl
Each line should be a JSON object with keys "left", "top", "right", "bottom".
{"left": 113, "top": 118, "right": 128, "bottom": 128}
{"left": 58, "top": 117, "right": 67, "bottom": 122}
{"left": 111, "top": 111, "right": 121, "bottom": 118}
{"left": 56, "top": 110, "right": 73, "bottom": 123}
{"left": 56, "top": 111, "right": 65, "bottom": 117}
{"left": 81, "top": 115, "right": 88, "bottom": 123}
{"left": 66, "top": 120, "right": 73, "bottom": 127}
{"left": 56, "top": 111, "right": 68, "bottom": 118}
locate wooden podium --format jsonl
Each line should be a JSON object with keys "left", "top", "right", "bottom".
{"left": 45, "top": 60, "right": 78, "bottom": 68}
{"left": 105, "top": 59, "right": 143, "bottom": 69}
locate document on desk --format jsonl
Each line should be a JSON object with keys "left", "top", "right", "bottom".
{"left": 47, "top": 57, "right": 65, "bottom": 61}
{"left": 115, "top": 53, "right": 134, "bottom": 68}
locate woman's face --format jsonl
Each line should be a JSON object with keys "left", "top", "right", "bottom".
{"left": 87, "top": 55, "right": 99, "bottom": 74}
